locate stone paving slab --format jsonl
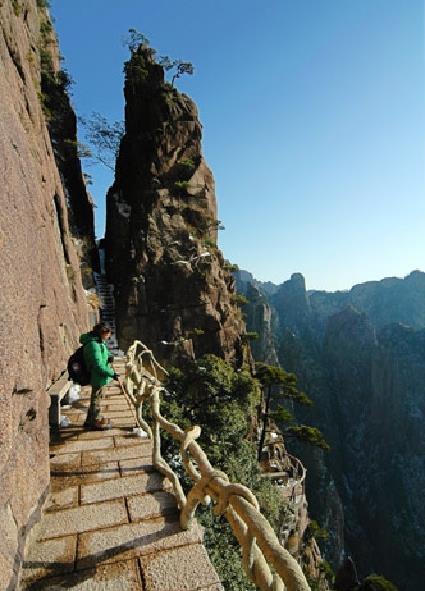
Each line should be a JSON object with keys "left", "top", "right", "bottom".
{"left": 21, "top": 560, "right": 142, "bottom": 590}
{"left": 140, "top": 545, "right": 222, "bottom": 591}
{"left": 46, "top": 487, "right": 79, "bottom": 512}
{"left": 101, "top": 405, "right": 130, "bottom": 413}
{"left": 81, "top": 473, "right": 166, "bottom": 504}
{"left": 22, "top": 375, "right": 221, "bottom": 590}
{"left": 50, "top": 452, "right": 81, "bottom": 469}
{"left": 82, "top": 443, "right": 151, "bottom": 466}
{"left": 50, "top": 462, "right": 121, "bottom": 490}
{"left": 50, "top": 438, "right": 114, "bottom": 455}
{"left": 77, "top": 517, "right": 203, "bottom": 569}
{"left": 69, "top": 429, "right": 131, "bottom": 441}
{"left": 21, "top": 535, "right": 77, "bottom": 584}
{"left": 35, "top": 499, "right": 128, "bottom": 540}
{"left": 119, "top": 458, "right": 155, "bottom": 476}
{"left": 114, "top": 434, "right": 148, "bottom": 447}
{"left": 101, "top": 410, "right": 135, "bottom": 419}
{"left": 110, "top": 419, "right": 137, "bottom": 427}
{"left": 128, "top": 491, "right": 177, "bottom": 522}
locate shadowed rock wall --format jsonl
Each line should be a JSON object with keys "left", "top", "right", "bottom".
{"left": 0, "top": 2, "right": 96, "bottom": 588}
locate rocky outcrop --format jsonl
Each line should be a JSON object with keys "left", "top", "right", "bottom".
{"left": 240, "top": 269, "right": 425, "bottom": 590}
{"left": 235, "top": 272, "right": 278, "bottom": 364}
{"left": 0, "top": 2, "right": 96, "bottom": 588}
{"left": 105, "top": 46, "right": 244, "bottom": 362}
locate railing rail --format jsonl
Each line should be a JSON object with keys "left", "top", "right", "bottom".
{"left": 122, "top": 340, "right": 311, "bottom": 591}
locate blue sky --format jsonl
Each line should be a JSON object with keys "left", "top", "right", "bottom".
{"left": 51, "top": 0, "right": 425, "bottom": 291}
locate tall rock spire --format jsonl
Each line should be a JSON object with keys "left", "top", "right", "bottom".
{"left": 105, "top": 45, "right": 244, "bottom": 362}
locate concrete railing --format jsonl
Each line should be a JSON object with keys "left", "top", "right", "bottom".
{"left": 122, "top": 340, "right": 311, "bottom": 591}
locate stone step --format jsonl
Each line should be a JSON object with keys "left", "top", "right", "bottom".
{"left": 127, "top": 491, "right": 177, "bottom": 522}
{"left": 50, "top": 437, "right": 114, "bottom": 455}
{"left": 51, "top": 461, "right": 121, "bottom": 489}
{"left": 82, "top": 442, "right": 152, "bottom": 466}
{"left": 34, "top": 499, "right": 128, "bottom": 540}
{"left": 76, "top": 517, "right": 203, "bottom": 570}
{"left": 141, "top": 545, "right": 222, "bottom": 591}
{"left": 22, "top": 557, "right": 142, "bottom": 590}
{"left": 80, "top": 472, "right": 166, "bottom": 504}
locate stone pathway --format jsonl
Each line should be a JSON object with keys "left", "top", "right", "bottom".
{"left": 20, "top": 361, "right": 222, "bottom": 590}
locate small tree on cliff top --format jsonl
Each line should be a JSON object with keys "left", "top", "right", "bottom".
{"left": 159, "top": 56, "right": 195, "bottom": 87}
{"left": 124, "top": 28, "right": 194, "bottom": 87}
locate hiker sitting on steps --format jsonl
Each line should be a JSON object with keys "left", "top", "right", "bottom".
{"left": 80, "top": 323, "right": 119, "bottom": 430}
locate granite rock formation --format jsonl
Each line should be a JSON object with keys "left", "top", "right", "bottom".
{"left": 235, "top": 271, "right": 278, "bottom": 364}
{"left": 105, "top": 46, "right": 244, "bottom": 362}
{"left": 238, "top": 270, "right": 425, "bottom": 590}
{"left": 0, "top": 2, "right": 96, "bottom": 588}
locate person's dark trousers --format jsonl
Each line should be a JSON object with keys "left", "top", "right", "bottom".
{"left": 85, "top": 385, "right": 104, "bottom": 425}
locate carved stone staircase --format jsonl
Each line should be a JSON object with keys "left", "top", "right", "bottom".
{"left": 20, "top": 360, "right": 222, "bottom": 590}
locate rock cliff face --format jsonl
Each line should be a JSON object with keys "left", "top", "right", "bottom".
{"left": 235, "top": 272, "right": 278, "bottom": 364}
{"left": 105, "top": 46, "right": 244, "bottom": 362}
{"left": 239, "top": 270, "right": 425, "bottom": 590}
{"left": 0, "top": 2, "right": 96, "bottom": 588}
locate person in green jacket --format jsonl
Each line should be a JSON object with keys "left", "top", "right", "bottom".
{"left": 80, "top": 323, "right": 119, "bottom": 429}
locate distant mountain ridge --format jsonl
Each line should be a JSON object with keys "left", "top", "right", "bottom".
{"left": 236, "top": 268, "right": 425, "bottom": 591}
{"left": 251, "top": 270, "right": 425, "bottom": 332}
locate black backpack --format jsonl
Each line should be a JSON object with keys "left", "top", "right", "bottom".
{"left": 67, "top": 346, "right": 90, "bottom": 386}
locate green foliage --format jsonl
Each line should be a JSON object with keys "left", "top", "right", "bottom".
{"left": 306, "top": 579, "right": 321, "bottom": 591}
{"left": 358, "top": 574, "right": 399, "bottom": 591}
{"left": 174, "top": 180, "right": 190, "bottom": 193}
{"left": 231, "top": 293, "right": 249, "bottom": 306}
{"left": 255, "top": 363, "right": 288, "bottom": 387}
{"left": 271, "top": 406, "right": 293, "bottom": 423}
{"left": 39, "top": 61, "right": 74, "bottom": 118}
{"left": 175, "top": 158, "right": 196, "bottom": 180}
{"left": 202, "top": 218, "right": 225, "bottom": 232}
{"left": 305, "top": 520, "right": 329, "bottom": 542}
{"left": 224, "top": 261, "right": 239, "bottom": 272}
{"left": 202, "top": 237, "right": 217, "bottom": 249}
{"left": 124, "top": 28, "right": 151, "bottom": 53}
{"left": 256, "top": 363, "right": 312, "bottom": 405}
{"left": 36, "top": 0, "right": 50, "bottom": 7}
{"left": 185, "top": 328, "right": 205, "bottom": 338}
{"left": 12, "top": 0, "right": 21, "bottom": 16}
{"left": 160, "top": 56, "right": 195, "bottom": 86}
{"left": 285, "top": 425, "right": 330, "bottom": 450}
{"left": 255, "top": 363, "right": 327, "bottom": 456}
{"left": 241, "top": 332, "right": 259, "bottom": 343}
{"left": 40, "top": 19, "right": 53, "bottom": 37}
{"left": 162, "top": 356, "right": 288, "bottom": 590}
{"left": 319, "top": 560, "right": 335, "bottom": 584}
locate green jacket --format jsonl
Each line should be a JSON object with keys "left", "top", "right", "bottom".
{"left": 80, "top": 332, "right": 114, "bottom": 388}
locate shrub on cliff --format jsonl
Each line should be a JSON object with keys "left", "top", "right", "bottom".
{"left": 161, "top": 355, "right": 289, "bottom": 590}
{"left": 357, "top": 574, "right": 399, "bottom": 591}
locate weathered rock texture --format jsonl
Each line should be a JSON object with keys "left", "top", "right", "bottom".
{"left": 105, "top": 46, "right": 244, "bottom": 362}
{"left": 239, "top": 270, "right": 425, "bottom": 590}
{"left": 0, "top": 2, "right": 96, "bottom": 589}
{"left": 235, "top": 271, "right": 278, "bottom": 364}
